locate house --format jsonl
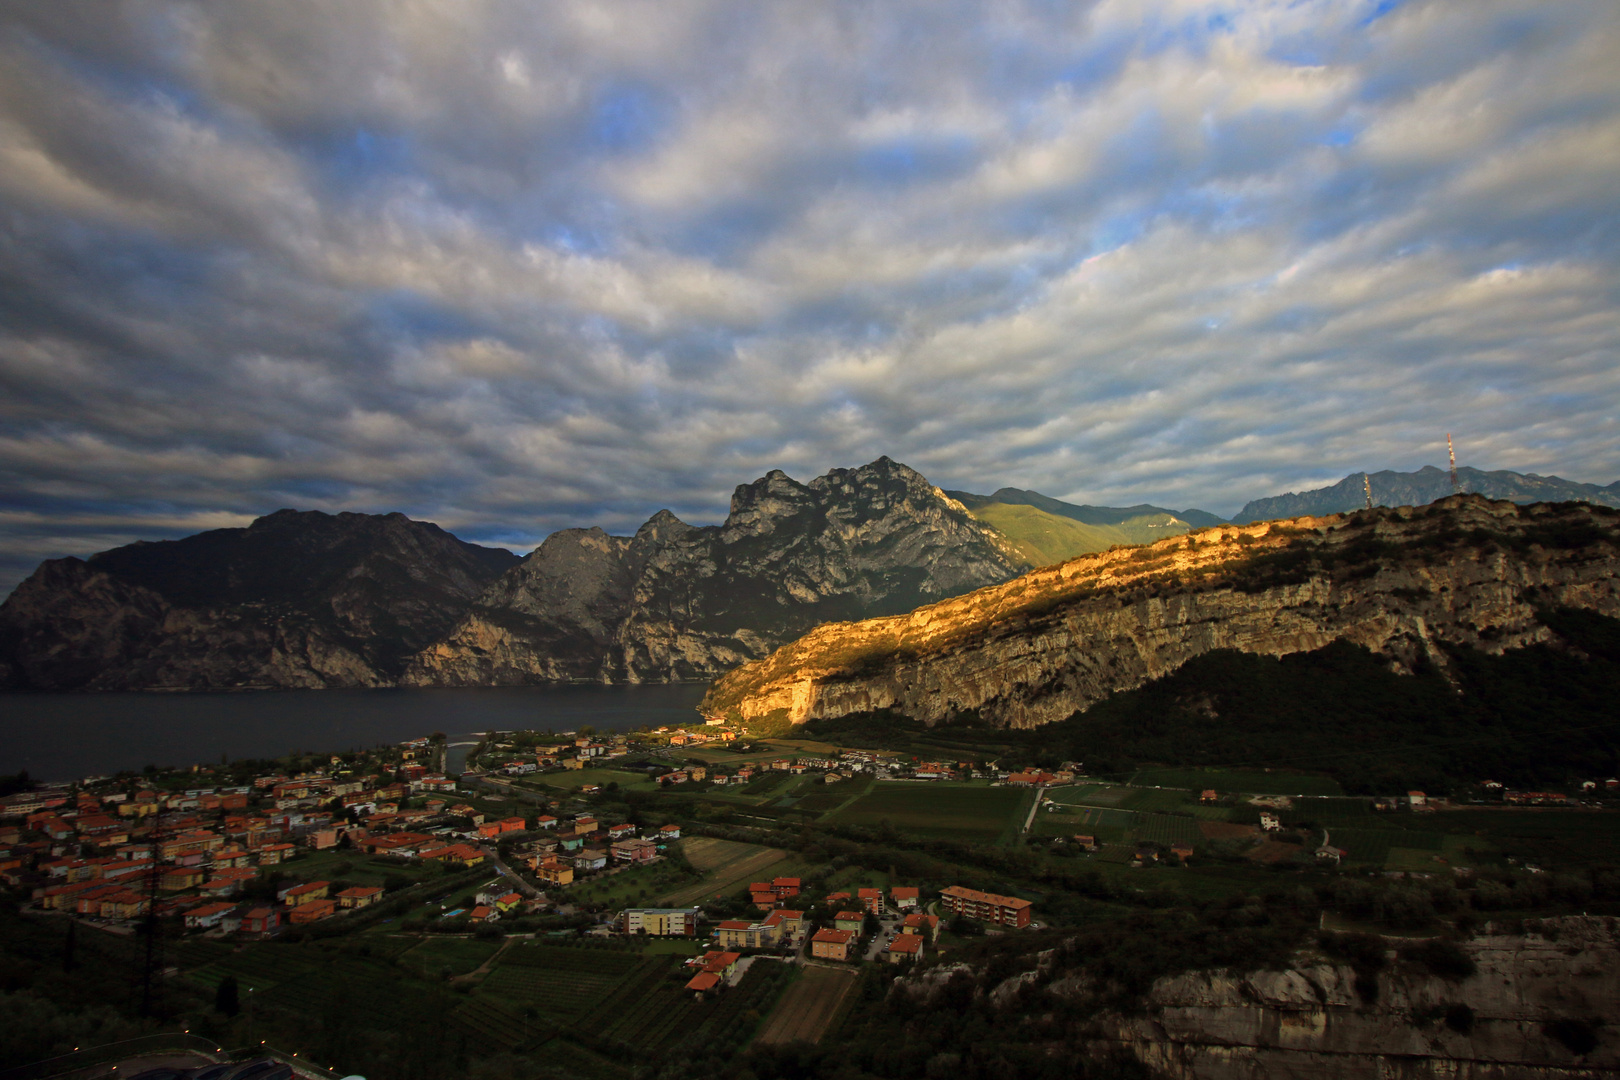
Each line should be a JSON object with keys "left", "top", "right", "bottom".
{"left": 1170, "top": 843, "right": 1195, "bottom": 862}
{"left": 186, "top": 901, "right": 237, "bottom": 930}
{"left": 622, "top": 907, "right": 702, "bottom": 936}
{"left": 241, "top": 906, "right": 280, "bottom": 936}
{"left": 162, "top": 866, "right": 206, "bottom": 891}
{"left": 1315, "top": 846, "right": 1346, "bottom": 865}
{"left": 685, "top": 971, "right": 721, "bottom": 994}
{"left": 685, "top": 949, "right": 741, "bottom": 991}
{"left": 499, "top": 817, "right": 527, "bottom": 834}
{"left": 658, "top": 824, "right": 681, "bottom": 840}
{"left": 889, "top": 886, "right": 920, "bottom": 910}
{"left": 834, "top": 910, "right": 864, "bottom": 934}
{"left": 288, "top": 898, "right": 338, "bottom": 924}
{"left": 940, "top": 885, "right": 1032, "bottom": 928}
{"left": 1259, "top": 812, "right": 1281, "bottom": 832}
{"left": 574, "top": 849, "right": 608, "bottom": 872}
{"left": 810, "top": 928, "right": 854, "bottom": 961}
{"left": 1407, "top": 791, "right": 1427, "bottom": 808}
{"left": 885, "top": 933, "right": 924, "bottom": 964}
{"left": 770, "top": 876, "right": 801, "bottom": 899}
{"left": 281, "top": 881, "right": 330, "bottom": 907}
{"left": 901, "top": 912, "right": 941, "bottom": 942}
{"left": 858, "top": 888, "right": 883, "bottom": 914}
{"left": 1200, "top": 789, "right": 1219, "bottom": 803}
{"left": 1072, "top": 834, "right": 1098, "bottom": 851}
{"left": 477, "top": 822, "right": 502, "bottom": 839}
{"left": 714, "top": 919, "right": 772, "bottom": 949}
{"left": 420, "top": 844, "right": 485, "bottom": 867}
{"left": 534, "top": 857, "right": 574, "bottom": 886}
{"left": 1007, "top": 771, "right": 1055, "bottom": 786}
{"left": 256, "top": 843, "right": 298, "bottom": 865}
{"left": 763, "top": 909, "right": 804, "bottom": 940}
{"left": 609, "top": 823, "right": 636, "bottom": 840}
{"left": 750, "top": 883, "right": 778, "bottom": 908}
{"left": 467, "top": 905, "right": 499, "bottom": 922}
{"left": 336, "top": 886, "right": 384, "bottom": 909}
{"left": 612, "top": 838, "right": 657, "bottom": 864}
{"left": 536, "top": 815, "right": 558, "bottom": 829}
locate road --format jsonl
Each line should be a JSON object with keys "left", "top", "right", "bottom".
{"left": 481, "top": 845, "right": 544, "bottom": 899}
{"left": 1021, "top": 784, "right": 1048, "bottom": 834}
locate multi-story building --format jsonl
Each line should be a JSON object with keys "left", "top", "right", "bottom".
{"left": 940, "top": 885, "right": 1032, "bottom": 928}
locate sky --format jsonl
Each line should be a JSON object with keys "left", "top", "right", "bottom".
{"left": 1, "top": 0, "right": 1617, "bottom": 598}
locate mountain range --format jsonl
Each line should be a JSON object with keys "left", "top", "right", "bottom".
{"left": 2, "top": 458, "right": 1617, "bottom": 692}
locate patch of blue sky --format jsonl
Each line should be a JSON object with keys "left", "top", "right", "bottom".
{"left": 366, "top": 289, "right": 488, "bottom": 344}
{"left": 588, "top": 83, "right": 668, "bottom": 153}
{"left": 1320, "top": 124, "right": 1358, "bottom": 148}
{"left": 301, "top": 126, "right": 416, "bottom": 194}
{"left": 1360, "top": 0, "right": 1408, "bottom": 27}
{"left": 852, "top": 136, "right": 976, "bottom": 186}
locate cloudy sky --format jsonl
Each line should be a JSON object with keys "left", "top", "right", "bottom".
{"left": 1, "top": 0, "right": 1617, "bottom": 596}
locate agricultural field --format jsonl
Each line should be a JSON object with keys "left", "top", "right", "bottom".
{"left": 825, "top": 782, "right": 1027, "bottom": 843}
{"left": 754, "top": 965, "right": 859, "bottom": 1046}
{"left": 1127, "top": 767, "right": 1345, "bottom": 797}
{"left": 528, "top": 768, "right": 656, "bottom": 792}
{"left": 569, "top": 858, "right": 700, "bottom": 908}
{"left": 478, "top": 944, "right": 646, "bottom": 1019}
{"left": 398, "top": 936, "right": 504, "bottom": 979}
{"left": 657, "top": 837, "right": 791, "bottom": 905}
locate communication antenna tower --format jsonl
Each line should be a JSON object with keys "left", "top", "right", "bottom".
{"left": 1447, "top": 434, "right": 1461, "bottom": 495}
{"left": 1363, "top": 473, "right": 1373, "bottom": 511}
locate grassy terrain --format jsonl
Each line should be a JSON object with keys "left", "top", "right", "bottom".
{"left": 825, "top": 781, "right": 1027, "bottom": 843}
{"left": 657, "top": 837, "right": 791, "bottom": 905}
{"left": 526, "top": 767, "right": 657, "bottom": 791}
{"left": 965, "top": 502, "right": 1192, "bottom": 568}
{"left": 754, "top": 965, "right": 859, "bottom": 1046}
{"left": 1127, "top": 767, "right": 1345, "bottom": 796}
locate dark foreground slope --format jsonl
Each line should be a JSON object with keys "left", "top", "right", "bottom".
{"left": 702, "top": 495, "right": 1620, "bottom": 731}
{"left": 403, "top": 457, "right": 1022, "bottom": 685}
{"left": 0, "top": 510, "right": 519, "bottom": 690}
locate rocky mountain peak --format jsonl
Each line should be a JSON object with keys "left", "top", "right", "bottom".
{"left": 405, "top": 458, "right": 1023, "bottom": 687}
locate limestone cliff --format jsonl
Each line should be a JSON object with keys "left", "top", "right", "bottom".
{"left": 699, "top": 495, "right": 1620, "bottom": 729}
{"left": 0, "top": 510, "right": 519, "bottom": 690}
{"left": 403, "top": 457, "right": 1023, "bottom": 685}
{"left": 1099, "top": 918, "right": 1620, "bottom": 1079}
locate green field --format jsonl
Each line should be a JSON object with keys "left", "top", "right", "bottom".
{"left": 826, "top": 782, "right": 1028, "bottom": 843}
{"left": 398, "top": 936, "right": 503, "bottom": 978}
{"left": 1127, "top": 768, "right": 1344, "bottom": 796}
{"left": 527, "top": 767, "right": 656, "bottom": 791}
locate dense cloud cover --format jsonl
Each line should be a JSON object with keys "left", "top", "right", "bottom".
{"left": 1, "top": 0, "right": 1617, "bottom": 597}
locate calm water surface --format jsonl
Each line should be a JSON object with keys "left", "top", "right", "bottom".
{"left": 0, "top": 683, "right": 710, "bottom": 782}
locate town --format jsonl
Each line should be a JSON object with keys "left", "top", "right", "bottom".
{"left": 3, "top": 720, "right": 1617, "bottom": 1079}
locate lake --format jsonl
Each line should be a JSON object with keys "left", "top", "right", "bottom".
{"left": 0, "top": 683, "right": 711, "bottom": 782}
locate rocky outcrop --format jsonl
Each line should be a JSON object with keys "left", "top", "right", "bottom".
{"left": 700, "top": 495, "right": 1620, "bottom": 729}
{"left": 403, "top": 457, "right": 1022, "bottom": 685}
{"left": 0, "top": 510, "right": 519, "bottom": 690}
{"left": 1098, "top": 917, "right": 1620, "bottom": 1079}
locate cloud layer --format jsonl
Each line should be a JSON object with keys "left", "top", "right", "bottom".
{"left": 2, "top": 0, "right": 1617, "bottom": 595}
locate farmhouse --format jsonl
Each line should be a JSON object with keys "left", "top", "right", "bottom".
{"left": 336, "top": 886, "right": 383, "bottom": 909}
{"left": 890, "top": 886, "right": 920, "bottom": 910}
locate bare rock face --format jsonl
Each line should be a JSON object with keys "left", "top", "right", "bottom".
{"left": 700, "top": 495, "right": 1620, "bottom": 728}
{"left": 1102, "top": 917, "right": 1620, "bottom": 1079}
{"left": 0, "top": 510, "right": 519, "bottom": 690}
{"left": 403, "top": 457, "right": 1023, "bottom": 685}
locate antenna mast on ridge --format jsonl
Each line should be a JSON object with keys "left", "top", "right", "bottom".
{"left": 1447, "top": 434, "right": 1461, "bottom": 495}
{"left": 1363, "top": 473, "right": 1373, "bottom": 511}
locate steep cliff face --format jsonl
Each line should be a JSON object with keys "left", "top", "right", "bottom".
{"left": 0, "top": 510, "right": 519, "bottom": 690}
{"left": 1090, "top": 918, "right": 1619, "bottom": 1079}
{"left": 404, "top": 457, "right": 1023, "bottom": 685}
{"left": 700, "top": 495, "right": 1620, "bottom": 729}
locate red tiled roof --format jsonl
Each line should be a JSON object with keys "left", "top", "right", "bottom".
{"left": 812, "top": 928, "right": 853, "bottom": 944}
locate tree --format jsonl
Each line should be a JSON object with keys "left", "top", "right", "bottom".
{"left": 215, "top": 974, "right": 241, "bottom": 1017}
